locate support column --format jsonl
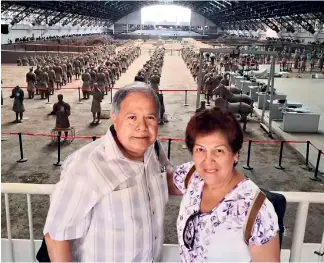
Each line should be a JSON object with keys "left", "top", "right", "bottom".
{"left": 203, "top": 17, "right": 206, "bottom": 36}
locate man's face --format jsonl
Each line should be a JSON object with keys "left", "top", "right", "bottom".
{"left": 111, "top": 92, "right": 158, "bottom": 160}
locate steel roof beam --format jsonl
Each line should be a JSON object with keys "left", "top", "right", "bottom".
{"left": 48, "top": 12, "right": 67, "bottom": 26}
{"left": 10, "top": 7, "right": 33, "bottom": 25}
{"left": 2, "top": 1, "right": 323, "bottom": 27}
{"left": 289, "top": 14, "right": 316, "bottom": 34}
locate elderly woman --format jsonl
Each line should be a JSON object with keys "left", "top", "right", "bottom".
{"left": 173, "top": 107, "right": 280, "bottom": 262}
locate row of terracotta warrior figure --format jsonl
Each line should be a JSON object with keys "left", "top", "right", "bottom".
{"left": 25, "top": 43, "right": 141, "bottom": 100}
{"left": 182, "top": 48, "right": 253, "bottom": 131}
{"left": 134, "top": 46, "right": 167, "bottom": 125}
{"left": 12, "top": 42, "right": 142, "bottom": 125}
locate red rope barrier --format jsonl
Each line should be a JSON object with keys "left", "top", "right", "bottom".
{"left": 156, "top": 89, "right": 197, "bottom": 92}
{"left": 1, "top": 86, "right": 78, "bottom": 90}
{"left": 310, "top": 141, "right": 324, "bottom": 155}
{"left": 2, "top": 86, "right": 199, "bottom": 92}
{"left": 250, "top": 140, "right": 308, "bottom": 144}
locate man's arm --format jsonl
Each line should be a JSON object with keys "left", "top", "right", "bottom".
{"left": 43, "top": 158, "right": 99, "bottom": 261}
{"left": 156, "top": 141, "right": 183, "bottom": 196}
{"left": 45, "top": 234, "right": 72, "bottom": 262}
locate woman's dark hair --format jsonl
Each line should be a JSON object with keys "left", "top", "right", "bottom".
{"left": 185, "top": 107, "right": 243, "bottom": 154}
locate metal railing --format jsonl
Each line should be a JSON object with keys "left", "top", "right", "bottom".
{"left": 1, "top": 183, "right": 324, "bottom": 262}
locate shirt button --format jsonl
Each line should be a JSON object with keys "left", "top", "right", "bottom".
{"left": 153, "top": 211, "right": 155, "bottom": 215}
{"left": 155, "top": 237, "right": 157, "bottom": 240}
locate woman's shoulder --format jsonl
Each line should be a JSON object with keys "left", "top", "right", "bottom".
{"left": 230, "top": 178, "right": 259, "bottom": 201}
{"left": 219, "top": 179, "right": 278, "bottom": 234}
{"left": 223, "top": 178, "right": 277, "bottom": 219}
{"left": 235, "top": 179, "right": 279, "bottom": 226}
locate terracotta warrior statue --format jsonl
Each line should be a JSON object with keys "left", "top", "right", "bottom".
{"left": 39, "top": 67, "right": 49, "bottom": 100}
{"left": 34, "top": 65, "right": 42, "bottom": 95}
{"left": 26, "top": 67, "right": 36, "bottom": 99}
{"left": 48, "top": 66, "right": 56, "bottom": 95}
{"left": 81, "top": 68, "right": 91, "bottom": 100}
{"left": 54, "top": 63, "right": 63, "bottom": 90}
{"left": 10, "top": 86, "right": 25, "bottom": 123}
{"left": 96, "top": 68, "right": 107, "bottom": 96}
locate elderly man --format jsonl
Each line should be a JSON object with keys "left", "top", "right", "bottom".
{"left": 43, "top": 82, "right": 180, "bottom": 262}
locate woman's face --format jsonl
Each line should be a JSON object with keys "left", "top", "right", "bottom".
{"left": 192, "top": 131, "right": 238, "bottom": 187}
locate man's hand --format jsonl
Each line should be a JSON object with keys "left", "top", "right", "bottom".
{"left": 166, "top": 166, "right": 182, "bottom": 196}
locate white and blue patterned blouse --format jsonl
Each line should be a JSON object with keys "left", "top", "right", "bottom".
{"left": 173, "top": 161, "right": 279, "bottom": 262}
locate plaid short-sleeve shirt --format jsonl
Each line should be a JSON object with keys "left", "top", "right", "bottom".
{"left": 44, "top": 126, "right": 170, "bottom": 262}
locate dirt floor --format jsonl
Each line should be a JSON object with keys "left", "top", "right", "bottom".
{"left": 1, "top": 41, "right": 323, "bottom": 250}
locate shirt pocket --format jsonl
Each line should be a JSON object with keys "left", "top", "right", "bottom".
{"left": 106, "top": 185, "right": 146, "bottom": 228}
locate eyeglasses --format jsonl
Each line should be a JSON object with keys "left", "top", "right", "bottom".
{"left": 183, "top": 211, "right": 200, "bottom": 251}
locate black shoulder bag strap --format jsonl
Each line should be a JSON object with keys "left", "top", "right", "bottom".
{"left": 154, "top": 140, "right": 160, "bottom": 160}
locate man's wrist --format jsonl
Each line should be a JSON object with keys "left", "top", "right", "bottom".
{"left": 166, "top": 164, "right": 174, "bottom": 174}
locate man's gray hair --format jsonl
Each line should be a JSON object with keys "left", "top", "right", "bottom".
{"left": 111, "top": 82, "right": 161, "bottom": 116}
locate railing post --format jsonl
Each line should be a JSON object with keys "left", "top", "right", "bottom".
{"left": 302, "top": 141, "right": 313, "bottom": 171}
{"left": 26, "top": 194, "right": 35, "bottom": 262}
{"left": 53, "top": 135, "right": 62, "bottom": 166}
{"left": 5, "top": 194, "right": 14, "bottom": 262}
{"left": 289, "top": 202, "right": 309, "bottom": 262}
{"left": 183, "top": 90, "right": 189, "bottom": 106}
{"left": 17, "top": 133, "right": 28, "bottom": 163}
{"left": 310, "top": 150, "right": 322, "bottom": 182}
{"left": 77, "top": 87, "right": 83, "bottom": 104}
{"left": 243, "top": 140, "right": 253, "bottom": 170}
{"left": 275, "top": 141, "right": 285, "bottom": 170}
{"left": 167, "top": 138, "right": 172, "bottom": 160}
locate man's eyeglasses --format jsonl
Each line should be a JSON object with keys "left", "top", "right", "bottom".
{"left": 183, "top": 211, "right": 200, "bottom": 251}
